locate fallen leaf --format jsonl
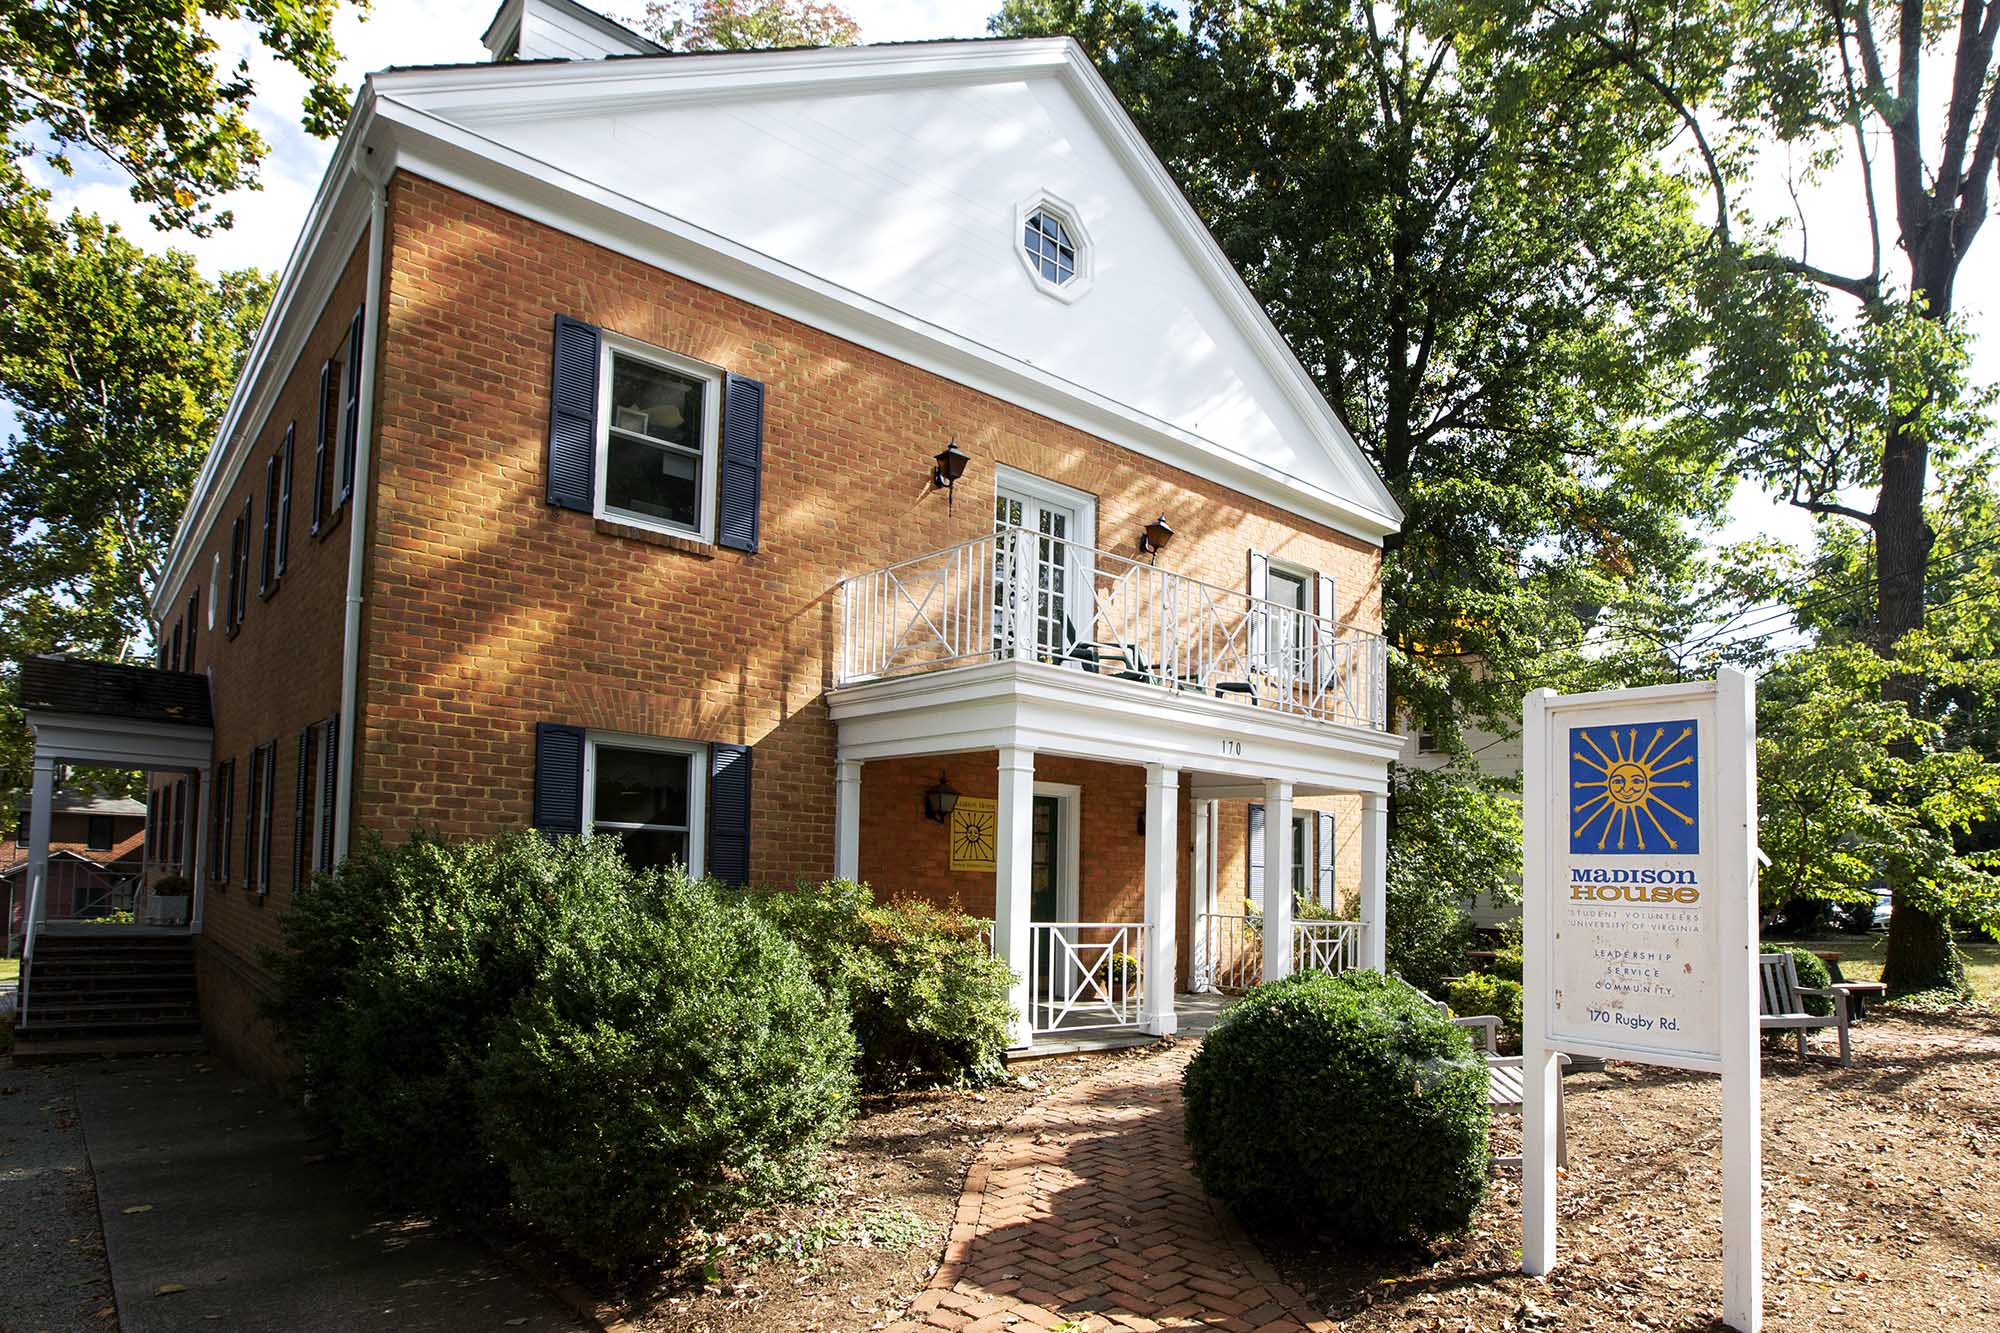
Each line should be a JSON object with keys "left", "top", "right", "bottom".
{"left": 122, "top": 1205, "right": 154, "bottom": 1215}
{"left": 154, "top": 1284, "right": 187, "bottom": 1296}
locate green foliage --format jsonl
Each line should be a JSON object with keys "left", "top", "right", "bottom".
{"left": 1183, "top": 971, "right": 1488, "bottom": 1240}
{"left": 991, "top": 0, "right": 1730, "bottom": 741}
{"left": 477, "top": 872, "right": 856, "bottom": 1270}
{"left": 1385, "top": 763, "right": 1521, "bottom": 993}
{"left": 0, "top": 205, "right": 270, "bottom": 809}
{"left": 1487, "top": 944, "right": 1523, "bottom": 983}
{"left": 749, "top": 880, "right": 1014, "bottom": 1090}
{"left": 1446, "top": 972, "right": 1523, "bottom": 1038}
{"left": 644, "top": 0, "right": 860, "bottom": 50}
{"left": 0, "top": 0, "right": 358, "bottom": 234}
{"left": 269, "top": 831, "right": 857, "bottom": 1269}
{"left": 1759, "top": 943, "right": 1833, "bottom": 1018}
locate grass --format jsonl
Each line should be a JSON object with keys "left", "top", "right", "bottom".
{"left": 1764, "top": 930, "right": 2000, "bottom": 1001}
{"left": 0, "top": 957, "right": 16, "bottom": 983}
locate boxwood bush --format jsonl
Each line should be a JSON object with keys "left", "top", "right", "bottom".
{"left": 1445, "top": 971, "right": 1524, "bottom": 1040}
{"left": 268, "top": 832, "right": 858, "bottom": 1266}
{"left": 1760, "top": 942, "right": 1835, "bottom": 1016}
{"left": 750, "top": 880, "right": 1013, "bottom": 1089}
{"left": 1183, "top": 970, "right": 1489, "bottom": 1240}
{"left": 477, "top": 872, "right": 856, "bottom": 1268}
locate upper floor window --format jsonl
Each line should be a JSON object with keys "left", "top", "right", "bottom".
{"left": 1016, "top": 195, "right": 1093, "bottom": 302}
{"left": 598, "top": 339, "right": 721, "bottom": 541}
{"left": 1024, "top": 209, "right": 1076, "bottom": 286}
{"left": 87, "top": 815, "right": 113, "bottom": 851}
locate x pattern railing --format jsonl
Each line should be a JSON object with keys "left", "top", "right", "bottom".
{"left": 1193, "top": 914, "right": 1363, "bottom": 994}
{"left": 1027, "top": 921, "right": 1146, "bottom": 1035}
{"left": 839, "top": 527, "right": 1388, "bottom": 731}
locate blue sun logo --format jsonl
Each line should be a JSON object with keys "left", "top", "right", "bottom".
{"left": 1569, "top": 721, "right": 1700, "bottom": 855}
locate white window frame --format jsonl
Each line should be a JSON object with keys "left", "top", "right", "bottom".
{"left": 1013, "top": 191, "right": 1095, "bottom": 304}
{"left": 582, "top": 731, "right": 707, "bottom": 879}
{"left": 207, "top": 555, "right": 220, "bottom": 630}
{"left": 593, "top": 332, "right": 723, "bottom": 545}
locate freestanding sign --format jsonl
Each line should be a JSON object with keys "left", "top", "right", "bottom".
{"left": 1520, "top": 670, "right": 1761, "bottom": 1332}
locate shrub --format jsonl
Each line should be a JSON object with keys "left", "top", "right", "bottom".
{"left": 1487, "top": 943, "right": 1523, "bottom": 983}
{"left": 1384, "top": 763, "right": 1522, "bottom": 994}
{"left": 477, "top": 871, "right": 856, "bottom": 1269}
{"left": 1183, "top": 971, "right": 1488, "bottom": 1240}
{"left": 1760, "top": 943, "right": 1834, "bottom": 1016}
{"left": 1446, "top": 972, "right": 1523, "bottom": 1039}
{"left": 1386, "top": 869, "right": 1472, "bottom": 995}
{"left": 266, "top": 831, "right": 627, "bottom": 1214}
{"left": 751, "top": 880, "right": 1013, "bottom": 1089}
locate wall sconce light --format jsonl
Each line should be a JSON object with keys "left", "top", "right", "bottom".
{"left": 1139, "top": 515, "right": 1174, "bottom": 561}
{"left": 931, "top": 439, "right": 971, "bottom": 509}
{"left": 924, "top": 772, "right": 961, "bottom": 824}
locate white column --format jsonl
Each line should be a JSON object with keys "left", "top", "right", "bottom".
{"left": 1717, "top": 667, "right": 1763, "bottom": 1333}
{"left": 1189, "top": 798, "right": 1212, "bottom": 993}
{"left": 833, "top": 758, "right": 862, "bottom": 882}
{"left": 994, "top": 747, "right": 1036, "bottom": 1048}
{"left": 1261, "top": 779, "right": 1294, "bottom": 984}
{"left": 1142, "top": 765, "right": 1180, "bottom": 1035}
{"left": 1520, "top": 688, "right": 1559, "bottom": 1277}
{"left": 1360, "top": 790, "right": 1389, "bottom": 972}
{"left": 189, "top": 766, "right": 211, "bottom": 934}
{"left": 24, "top": 754, "right": 54, "bottom": 930}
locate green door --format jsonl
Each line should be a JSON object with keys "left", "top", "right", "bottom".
{"left": 1030, "top": 795, "right": 1060, "bottom": 924}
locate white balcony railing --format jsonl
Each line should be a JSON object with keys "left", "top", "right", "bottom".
{"left": 1193, "top": 914, "right": 1363, "bottom": 993}
{"left": 837, "top": 526, "right": 1388, "bottom": 731}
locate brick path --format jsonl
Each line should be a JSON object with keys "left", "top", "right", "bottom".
{"left": 890, "top": 1044, "right": 1329, "bottom": 1333}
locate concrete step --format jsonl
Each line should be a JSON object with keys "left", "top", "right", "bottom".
{"left": 21, "top": 984, "right": 199, "bottom": 1006}
{"left": 15, "top": 1015, "right": 204, "bottom": 1042}
{"left": 9, "top": 1033, "right": 207, "bottom": 1064}
{"left": 26, "top": 1000, "right": 199, "bottom": 1024}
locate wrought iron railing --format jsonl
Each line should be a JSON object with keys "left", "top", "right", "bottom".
{"left": 1026, "top": 921, "right": 1146, "bottom": 1034}
{"left": 837, "top": 526, "right": 1389, "bottom": 731}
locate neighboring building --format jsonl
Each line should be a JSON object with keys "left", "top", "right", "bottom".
{"left": 1399, "top": 682, "right": 1525, "bottom": 930}
{"left": 4, "top": 792, "right": 148, "bottom": 948}
{"left": 16, "top": 0, "right": 1404, "bottom": 1073}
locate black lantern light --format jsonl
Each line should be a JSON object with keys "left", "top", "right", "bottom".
{"left": 931, "top": 438, "right": 971, "bottom": 509}
{"left": 1139, "top": 514, "right": 1174, "bottom": 561}
{"left": 923, "top": 771, "right": 961, "bottom": 823}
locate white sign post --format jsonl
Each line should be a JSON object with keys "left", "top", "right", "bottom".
{"left": 1521, "top": 669, "right": 1761, "bottom": 1333}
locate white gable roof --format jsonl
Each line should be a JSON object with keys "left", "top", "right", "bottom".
{"left": 371, "top": 39, "right": 1401, "bottom": 539}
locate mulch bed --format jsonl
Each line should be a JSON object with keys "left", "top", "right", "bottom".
{"left": 1251, "top": 1005, "right": 2000, "bottom": 1331}
{"left": 627, "top": 1044, "right": 1160, "bottom": 1333}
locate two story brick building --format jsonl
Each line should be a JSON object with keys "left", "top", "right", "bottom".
{"left": 15, "top": 0, "right": 1404, "bottom": 1073}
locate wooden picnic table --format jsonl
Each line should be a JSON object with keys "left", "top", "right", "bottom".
{"left": 1809, "top": 949, "right": 1889, "bottom": 1020}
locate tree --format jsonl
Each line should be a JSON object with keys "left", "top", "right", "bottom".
{"left": 644, "top": 0, "right": 860, "bottom": 51}
{"left": 0, "top": 202, "right": 271, "bottom": 806}
{"left": 1384, "top": 762, "right": 1523, "bottom": 991}
{"left": 990, "top": 0, "right": 1733, "bottom": 746}
{"left": 0, "top": 0, "right": 359, "bottom": 235}
{"left": 1462, "top": 0, "right": 2000, "bottom": 993}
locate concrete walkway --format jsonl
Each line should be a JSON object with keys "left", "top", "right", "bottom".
{"left": 67, "top": 1056, "right": 585, "bottom": 1332}
{"left": 892, "top": 1044, "right": 1329, "bottom": 1333}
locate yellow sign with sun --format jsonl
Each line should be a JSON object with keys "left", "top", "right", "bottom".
{"left": 948, "top": 797, "right": 998, "bottom": 871}
{"left": 1570, "top": 721, "right": 1700, "bottom": 854}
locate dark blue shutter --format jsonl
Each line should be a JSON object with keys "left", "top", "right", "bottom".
{"left": 293, "top": 725, "right": 312, "bottom": 891}
{"left": 716, "top": 374, "right": 764, "bottom": 552}
{"left": 339, "top": 308, "right": 363, "bottom": 503}
{"left": 317, "top": 713, "right": 339, "bottom": 872}
{"left": 311, "top": 360, "right": 331, "bottom": 534}
{"left": 1316, "top": 811, "right": 1335, "bottom": 907}
{"left": 546, "top": 316, "right": 599, "bottom": 512}
{"left": 707, "top": 743, "right": 753, "bottom": 886}
{"left": 532, "top": 723, "right": 586, "bottom": 836}
{"left": 276, "top": 424, "right": 294, "bottom": 575}
{"left": 1247, "top": 802, "right": 1265, "bottom": 907}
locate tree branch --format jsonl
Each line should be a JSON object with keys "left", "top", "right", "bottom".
{"left": 1588, "top": 32, "right": 1733, "bottom": 248}
{"left": 1741, "top": 251, "right": 1882, "bottom": 302}
{"left": 1793, "top": 497, "right": 1877, "bottom": 524}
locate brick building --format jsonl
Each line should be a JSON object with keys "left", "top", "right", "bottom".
{"left": 15, "top": 0, "right": 1403, "bottom": 1073}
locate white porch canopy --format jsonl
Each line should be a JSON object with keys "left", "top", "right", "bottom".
{"left": 827, "top": 657, "right": 1402, "bottom": 1047}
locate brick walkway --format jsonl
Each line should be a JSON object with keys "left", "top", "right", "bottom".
{"left": 891, "top": 1044, "right": 1329, "bottom": 1333}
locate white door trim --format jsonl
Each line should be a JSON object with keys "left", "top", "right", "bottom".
{"left": 1032, "top": 780, "right": 1082, "bottom": 922}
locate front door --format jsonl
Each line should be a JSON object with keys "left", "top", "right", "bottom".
{"left": 1030, "top": 794, "right": 1061, "bottom": 925}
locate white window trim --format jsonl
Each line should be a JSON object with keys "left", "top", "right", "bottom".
{"left": 207, "top": 556, "right": 220, "bottom": 630}
{"left": 1013, "top": 191, "right": 1095, "bottom": 304}
{"left": 582, "top": 730, "right": 707, "bottom": 879}
{"left": 993, "top": 465, "right": 1098, "bottom": 552}
{"left": 593, "top": 331, "right": 723, "bottom": 545}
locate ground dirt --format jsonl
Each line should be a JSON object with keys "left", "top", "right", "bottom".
{"left": 627, "top": 1045, "right": 1160, "bottom": 1333}
{"left": 1254, "top": 1005, "right": 2000, "bottom": 1332}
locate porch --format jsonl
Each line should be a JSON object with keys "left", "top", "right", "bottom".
{"left": 829, "top": 526, "right": 1403, "bottom": 1049}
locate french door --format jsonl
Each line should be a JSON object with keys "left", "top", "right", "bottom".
{"left": 994, "top": 479, "right": 1090, "bottom": 663}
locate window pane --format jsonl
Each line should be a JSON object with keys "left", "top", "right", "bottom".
{"left": 610, "top": 355, "right": 704, "bottom": 449}
{"left": 593, "top": 746, "right": 689, "bottom": 827}
{"left": 614, "top": 826, "right": 689, "bottom": 874}
{"left": 1269, "top": 568, "right": 1309, "bottom": 611}
{"left": 606, "top": 434, "right": 701, "bottom": 528}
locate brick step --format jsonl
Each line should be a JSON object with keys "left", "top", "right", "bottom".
{"left": 22, "top": 982, "right": 198, "bottom": 1005}
{"left": 28, "top": 957, "right": 195, "bottom": 977}
{"left": 25, "top": 998, "right": 198, "bottom": 1023}
{"left": 14, "top": 1014, "right": 204, "bottom": 1042}
{"left": 31, "top": 941, "right": 195, "bottom": 961}
{"left": 9, "top": 1033, "right": 207, "bottom": 1064}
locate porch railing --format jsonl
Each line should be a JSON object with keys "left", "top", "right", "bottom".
{"left": 1194, "top": 914, "right": 1363, "bottom": 993}
{"left": 1027, "top": 921, "right": 1146, "bottom": 1035}
{"left": 837, "top": 526, "right": 1389, "bottom": 731}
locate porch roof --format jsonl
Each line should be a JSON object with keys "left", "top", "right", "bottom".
{"left": 19, "top": 655, "right": 213, "bottom": 728}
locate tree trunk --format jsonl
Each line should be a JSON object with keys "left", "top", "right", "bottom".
{"left": 1880, "top": 888, "right": 1964, "bottom": 996}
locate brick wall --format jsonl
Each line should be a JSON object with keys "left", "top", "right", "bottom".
{"left": 167, "top": 235, "right": 373, "bottom": 1079}
{"left": 357, "top": 173, "right": 1383, "bottom": 906}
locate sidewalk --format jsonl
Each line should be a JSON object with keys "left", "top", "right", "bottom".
{"left": 61, "top": 1056, "right": 585, "bottom": 1332}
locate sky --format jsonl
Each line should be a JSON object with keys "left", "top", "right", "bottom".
{"left": 18, "top": 0, "right": 1997, "bottom": 567}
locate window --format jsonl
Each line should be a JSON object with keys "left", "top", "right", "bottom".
{"left": 293, "top": 725, "right": 315, "bottom": 891}
{"left": 1289, "top": 814, "right": 1309, "bottom": 904}
{"left": 597, "top": 340, "right": 720, "bottom": 540}
{"left": 244, "top": 741, "right": 274, "bottom": 895}
{"left": 586, "top": 738, "right": 704, "bottom": 875}
{"left": 226, "top": 502, "right": 250, "bottom": 634}
{"left": 339, "top": 309, "right": 363, "bottom": 504}
{"left": 169, "top": 620, "right": 183, "bottom": 672}
{"left": 1023, "top": 209, "right": 1076, "bottom": 286}
{"left": 211, "top": 759, "right": 236, "bottom": 885}
{"left": 186, "top": 590, "right": 200, "bottom": 665}
{"left": 276, "top": 423, "right": 294, "bottom": 575}
{"left": 1267, "top": 565, "right": 1311, "bottom": 669}
{"left": 1416, "top": 730, "right": 1441, "bottom": 754}
{"left": 87, "top": 814, "right": 113, "bottom": 851}
{"left": 312, "top": 356, "right": 335, "bottom": 535}
{"left": 315, "top": 713, "right": 339, "bottom": 873}
{"left": 260, "top": 453, "right": 279, "bottom": 596}
{"left": 206, "top": 559, "right": 218, "bottom": 630}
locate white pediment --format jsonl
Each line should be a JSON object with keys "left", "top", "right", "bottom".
{"left": 371, "top": 41, "right": 1401, "bottom": 538}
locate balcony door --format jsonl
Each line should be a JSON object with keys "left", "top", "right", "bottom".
{"left": 994, "top": 468, "right": 1096, "bottom": 664}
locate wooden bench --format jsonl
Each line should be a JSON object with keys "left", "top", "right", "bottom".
{"left": 1760, "top": 951, "right": 1856, "bottom": 1067}
{"left": 1431, "top": 1003, "right": 1569, "bottom": 1168}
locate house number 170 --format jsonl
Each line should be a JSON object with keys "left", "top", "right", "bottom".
{"left": 1221, "top": 740, "right": 1243, "bottom": 756}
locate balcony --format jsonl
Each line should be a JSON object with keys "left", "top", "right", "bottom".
{"left": 836, "top": 525, "right": 1388, "bottom": 732}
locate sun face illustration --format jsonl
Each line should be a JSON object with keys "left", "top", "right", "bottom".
{"left": 1571, "top": 723, "right": 1697, "bottom": 852}
{"left": 952, "top": 809, "right": 996, "bottom": 864}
